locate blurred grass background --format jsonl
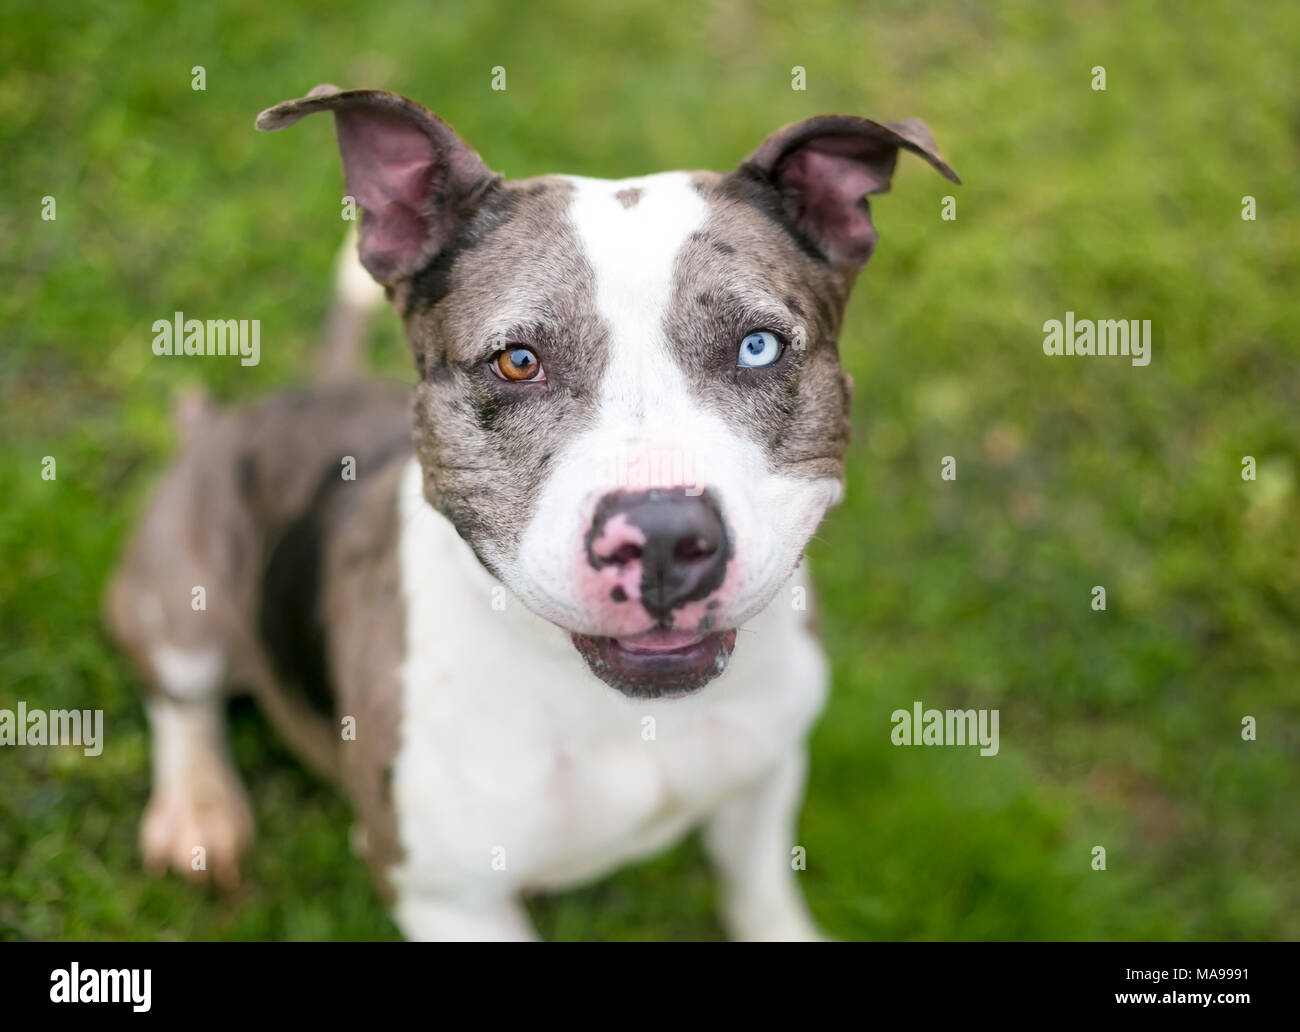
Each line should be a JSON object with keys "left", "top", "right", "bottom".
{"left": 2, "top": 0, "right": 1297, "bottom": 940}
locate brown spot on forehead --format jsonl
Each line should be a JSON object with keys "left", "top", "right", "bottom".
{"left": 615, "top": 187, "right": 643, "bottom": 209}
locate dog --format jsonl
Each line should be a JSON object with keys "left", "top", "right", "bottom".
{"left": 106, "top": 84, "right": 958, "bottom": 941}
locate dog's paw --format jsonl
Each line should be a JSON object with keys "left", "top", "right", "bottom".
{"left": 141, "top": 767, "right": 253, "bottom": 889}
{"left": 736, "top": 916, "right": 833, "bottom": 942}
{"left": 723, "top": 900, "right": 833, "bottom": 942}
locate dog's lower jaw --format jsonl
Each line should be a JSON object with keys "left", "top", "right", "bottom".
{"left": 570, "top": 629, "right": 738, "bottom": 698}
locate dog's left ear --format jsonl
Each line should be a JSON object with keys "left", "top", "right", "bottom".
{"left": 736, "top": 115, "right": 960, "bottom": 271}
{"left": 256, "top": 85, "right": 499, "bottom": 285}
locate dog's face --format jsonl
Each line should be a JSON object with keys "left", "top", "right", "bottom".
{"left": 259, "top": 87, "right": 958, "bottom": 698}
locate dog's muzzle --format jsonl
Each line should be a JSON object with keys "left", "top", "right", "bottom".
{"left": 575, "top": 488, "right": 736, "bottom": 697}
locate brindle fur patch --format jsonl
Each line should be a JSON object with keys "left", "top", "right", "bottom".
{"left": 401, "top": 177, "right": 610, "bottom": 575}
{"left": 321, "top": 454, "right": 411, "bottom": 899}
{"left": 662, "top": 172, "right": 856, "bottom": 482}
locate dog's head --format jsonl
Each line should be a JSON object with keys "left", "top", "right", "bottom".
{"left": 258, "top": 85, "right": 958, "bottom": 699}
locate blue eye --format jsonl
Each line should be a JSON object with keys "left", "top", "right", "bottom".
{"left": 737, "top": 331, "right": 782, "bottom": 368}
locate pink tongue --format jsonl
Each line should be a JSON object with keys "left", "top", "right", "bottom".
{"left": 617, "top": 629, "right": 706, "bottom": 653}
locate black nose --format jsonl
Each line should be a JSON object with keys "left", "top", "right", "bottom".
{"left": 586, "top": 488, "right": 731, "bottom": 620}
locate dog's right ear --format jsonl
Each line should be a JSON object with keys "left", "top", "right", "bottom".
{"left": 257, "top": 85, "right": 499, "bottom": 286}
{"left": 736, "top": 115, "right": 959, "bottom": 273}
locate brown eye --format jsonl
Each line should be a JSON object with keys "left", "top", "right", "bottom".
{"left": 493, "top": 346, "right": 544, "bottom": 382}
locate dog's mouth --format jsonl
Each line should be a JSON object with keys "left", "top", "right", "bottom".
{"left": 570, "top": 628, "right": 738, "bottom": 699}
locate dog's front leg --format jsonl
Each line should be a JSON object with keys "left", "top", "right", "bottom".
{"left": 392, "top": 892, "right": 538, "bottom": 942}
{"left": 703, "top": 749, "right": 827, "bottom": 942}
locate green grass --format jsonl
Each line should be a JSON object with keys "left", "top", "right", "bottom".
{"left": 2, "top": 0, "right": 1297, "bottom": 940}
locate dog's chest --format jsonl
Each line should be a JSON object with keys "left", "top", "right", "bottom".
{"left": 392, "top": 646, "right": 800, "bottom": 892}
{"left": 385, "top": 462, "right": 826, "bottom": 895}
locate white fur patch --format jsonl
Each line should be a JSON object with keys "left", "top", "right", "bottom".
{"left": 147, "top": 695, "right": 226, "bottom": 781}
{"left": 387, "top": 457, "right": 827, "bottom": 927}
{"left": 563, "top": 172, "right": 710, "bottom": 375}
{"left": 151, "top": 645, "right": 224, "bottom": 700}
